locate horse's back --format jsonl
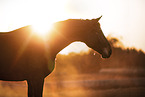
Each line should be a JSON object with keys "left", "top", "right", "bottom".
{"left": 0, "top": 25, "right": 32, "bottom": 45}
{"left": 0, "top": 26, "right": 33, "bottom": 79}
{"left": 0, "top": 25, "right": 32, "bottom": 58}
{"left": 0, "top": 25, "right": 51, "bottom": 81}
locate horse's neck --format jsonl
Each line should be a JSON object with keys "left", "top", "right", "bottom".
{"left": 46, "top": 20, "right": 87, "bottom": 57}
{"left": 47, "top": 31, "right": 74, "bottom": 57}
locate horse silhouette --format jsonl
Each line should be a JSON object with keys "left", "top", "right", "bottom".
{"left": 0, "top": 16, "right": 112, "bottom": 97}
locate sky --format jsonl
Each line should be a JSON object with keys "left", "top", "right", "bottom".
{"left": 0, "top": 0, "right": 145, "bottom": 54}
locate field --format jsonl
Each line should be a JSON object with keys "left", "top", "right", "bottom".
{"left": 0, "top": 68, "right": 145, "bottom": 97}
{"left": 44, "top": 68, "right": 145, "bottom": 97}
{"left": 0, "top": 38, "right": 145, "bottom": 97}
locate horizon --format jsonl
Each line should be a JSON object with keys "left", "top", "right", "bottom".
{"left": 0, "top": 0, "right": 145, "bottom": 54}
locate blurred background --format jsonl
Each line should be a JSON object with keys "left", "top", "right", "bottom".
{"left": 0, "top": 0, "right": 145, "bottom": 97}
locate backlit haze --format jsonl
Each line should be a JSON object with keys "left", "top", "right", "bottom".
{"left": 0, "top": 0, "right": 145, "bottom": 54}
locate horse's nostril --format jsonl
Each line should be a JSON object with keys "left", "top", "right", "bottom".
{"left": 102, "top": 48, "right": 112, "bottom": 58}
{"left": 103, "top": 48, "right": 109, "bottom": 55}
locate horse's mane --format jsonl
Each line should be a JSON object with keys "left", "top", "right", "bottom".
{"left": 53, "top": 19, "right": 97, "bottom": 32}
{"left": 54, "top": 19, "right": 100, "bottom": 30}
{"left": 56, "top": 19, "right": 90, "bottom": 25}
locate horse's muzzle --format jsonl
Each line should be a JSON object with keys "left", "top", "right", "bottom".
{"left": 102, "top": 47, "right": 112, "bottom": 58}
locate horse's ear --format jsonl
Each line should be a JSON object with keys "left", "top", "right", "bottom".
{"left": 97, "top": 15, "right": 102, "bottom": 21}
{"left": 92, "top": 15, "right": 102, "bottom": 22}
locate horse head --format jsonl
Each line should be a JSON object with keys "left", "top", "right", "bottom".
{"left": 81, "top": 16, "right": 112, "bottom": 58}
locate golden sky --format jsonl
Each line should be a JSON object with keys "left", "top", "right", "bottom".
{"left": 0, "top": 0, "right": 145, "bottom": 54}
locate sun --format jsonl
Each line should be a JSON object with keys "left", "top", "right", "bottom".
{"left": 31, "top": 21, "right": 55, "bottom": 38}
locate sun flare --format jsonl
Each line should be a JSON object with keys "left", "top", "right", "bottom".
{"left": 31, "top": 22, "right": 54, "bottom": 38}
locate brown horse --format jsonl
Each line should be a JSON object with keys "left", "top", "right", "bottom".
{"left": 0, "top": 16, "right": 111, "bottom": 97}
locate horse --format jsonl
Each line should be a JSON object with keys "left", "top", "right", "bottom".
{"left": 0, "top": 16, "right": 112, "bottom": 97}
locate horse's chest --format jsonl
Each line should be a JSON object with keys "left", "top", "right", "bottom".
{"left": 18, "top": 51, "right": 55, "bottom": 77}
{"left": 0, "top": 50, "right": 55, "bottom": 81}
{"left": 0, "top": 35, "right": 55, "bottom": 81}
